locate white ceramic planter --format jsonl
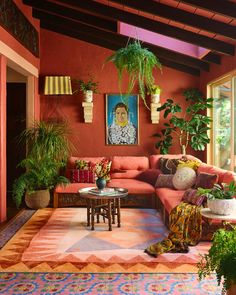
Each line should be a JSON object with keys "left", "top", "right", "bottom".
{"left": 207, "top": 198, "right": 236, "bottom": 215}
{"left": 84, "top": 90, "right": 93, "bottom": 102}
{"left": 151, "top": 93, "right": 160, "bottom": 103}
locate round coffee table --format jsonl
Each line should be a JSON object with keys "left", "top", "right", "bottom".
{"left": 201, "top": 208, "right": 236, "bottom": 222}
{"left": 79, "top": 187, "right": 128, "bottom": 231}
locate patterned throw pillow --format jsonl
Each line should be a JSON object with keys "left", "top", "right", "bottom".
{"left": 182, "top": 189, "right": 206, "bottom": 206}
{"left": 70, "top": 169, "right": 95, "bottom": 183}
{"left": 75, "top": 159, "right": 90, "bottom": 170}
{"left": 136, "top": 169, "right": 161, "bottom": 186}
{"left": 172, "top": 167, "right": 196, "bottom": 190}
{"left": 177, "top": 159, "right": 201, "bottom": 171}
{"left": 159, "top": 158, "right": 180, "bottom": 174}
{"left": 195, "top": 172, "right": 218, "bottom": 189}
{"left": 155, "top": 174, "right": 175, "bottom": 189}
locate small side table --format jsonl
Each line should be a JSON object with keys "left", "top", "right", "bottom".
{"left": 201, "top": 208, "right": 236, "bottom": 225}
{"left": 79, "top": 187, "right": 128, "bottom": 231}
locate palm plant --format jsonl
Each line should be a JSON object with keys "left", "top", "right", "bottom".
{"left": 154, "top": 88, "right": 213, "bottom": 154}
{"left": 105, "top": 39, "right": 162, "bottom": 109}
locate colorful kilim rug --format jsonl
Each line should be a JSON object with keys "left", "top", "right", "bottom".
{"left": 0, "top": 272, "right": 222, "bottom": 294}
{"left": 0, "top": 209, "right": 36, "bottom": 249}
{"left": 0, "top": 208, "right": 211, "bottom": 273}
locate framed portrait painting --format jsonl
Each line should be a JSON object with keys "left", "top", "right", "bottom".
{"left": 106, "top": 94, "right": 139, "bottom": 145}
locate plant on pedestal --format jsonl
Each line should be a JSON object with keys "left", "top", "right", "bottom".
{"left": 73, "top": 75, "right": 99, "bottom": 102}
{"left": 104, "top": 39, "right": 162, "bottom": 109}
{"left": 153, "top": 88, "right": 213, "bottom": 154}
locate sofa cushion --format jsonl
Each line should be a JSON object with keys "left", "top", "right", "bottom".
{"left": 182, "top": 188, "right": 206, "bottom": 206}
{"left": 107, "top": 179, "right": 155, "bottom": 194}
{"left": 172, "top": 167, "right": 196, "bottom": 190}
{"left": 155, "top": 188, "right": 184, "bottom": 213}
{"left": 149, "top": 154, "right": 202, "bottom": 169}
{"left": 135, "top": 169, "right": 161, "bottom": 186}
{"left": 67, "top": 157, "right": 107, "bottom": 169}
{"left": 111, "top": 156, "right": 149, "bottom": 179}
{"left": 198, "top": 163, "right": 236, "bottom": 184}
{"left": 70, "top": 169, "right": 95, "bottom": 183}
{"left": 195, "top": 172, "right": 218, "bottom": 189}
{"left": 159, "top": 158, "right": 179, "bottom": 174}
{"left": 155, "top": 174, "right": 175, "bottom": 189}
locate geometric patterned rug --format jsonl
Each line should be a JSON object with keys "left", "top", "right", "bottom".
{"left": 0, "top": 272, "right": 222, "bottom": 294}
{"left": 0, "top": 208, "right": 211, "bottom": 273}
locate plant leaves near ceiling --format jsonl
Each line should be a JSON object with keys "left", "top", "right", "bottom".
{"left": 105, "top": 39, "right": 162, "bottom": 109}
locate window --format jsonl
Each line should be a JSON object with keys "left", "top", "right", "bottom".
{"left": 208, "top": 73, "right": 236, "bottom": 172}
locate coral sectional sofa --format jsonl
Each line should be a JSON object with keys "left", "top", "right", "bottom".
{"left": 54, "top": 154, "right": 236, "bottom": 239}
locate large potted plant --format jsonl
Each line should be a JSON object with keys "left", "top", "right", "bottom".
{"left": 198, "top": 224, "right": 236, "bottom": 295}
{"left": 153, "top": 88, "right": 213, "bottom": 154}
{"left": 12, "top": 121, "right": 73, "bottom": 209}
{"left": 104, "top": 39, "right": 162, "bottom": 109}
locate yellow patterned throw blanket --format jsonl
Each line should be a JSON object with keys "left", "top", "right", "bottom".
{"left": 145, "top": 202, "right": 202, "bottom": 257}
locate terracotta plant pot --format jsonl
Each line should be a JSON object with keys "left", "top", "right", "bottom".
{"left": 25, "top": 189, "right": 50, "bottom": 209}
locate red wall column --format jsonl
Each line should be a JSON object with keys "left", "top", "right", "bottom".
{"left": 0, "top": 55, "right": 7, "bottom": 222}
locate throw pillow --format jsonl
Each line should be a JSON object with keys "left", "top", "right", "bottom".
{"left": 75, "top": 159, "right": 90, "bottom": 170}
{"left": 195, "top": 172, "right": 218, "bottom": 189}
{"left": 136, "top": 169, "right": 161, "bottom": 186}
{"left": 70, "top": 169, "right": 95, "bottom": 183}
{"left": 155, "top": 174, "right": 175, "bottom": 189}
{"left": 177, "top": 159, "right": 201, "bottom": 171}
{"left": 172, "top": 167, "right": 196, "bottom": 190}
{"left": 182, "top": 189, "right": 207, "bottom": 206}
{"left": 159, "top": 158, "right": 180, "bottom": 174}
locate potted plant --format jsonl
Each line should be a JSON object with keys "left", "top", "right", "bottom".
{"left": 153, "top": 88, "right": 213, "bottom": 154}
{"left": 74, "top": 75, "right": 99, "bottom": 102}
{"left": 104, "top": 39, "right": 162, "bottom": 109}
{"left": 12, "top": 121, "right": 73, "bottom": 209}
{"left": 12, "top": 156, "right": 69, "bottom": 209}
{"left": 198, "top": 224, "right": 236, "bottom": 295}
{"left": 198, "top": 182, "right": 236, "bottom": 215}
{"left": 147, "top": 84, "right": 162, "bottom": 103}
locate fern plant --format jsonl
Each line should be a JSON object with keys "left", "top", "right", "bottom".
{"left": 105, "top": 39, "right": 162, "bottom": 109}
{"left": 153, "top": 88, "right": 213, "bottom": 154}
{"left": 12, "top": 157, "right": 69, "bottom": 208}
{"left": 198, "top": 224, "right": 236, "bottom": 294}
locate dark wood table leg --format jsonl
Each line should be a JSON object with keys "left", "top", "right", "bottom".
{"left": 117, "top": 198, "right": 121, "bottom": 227}
{"left": 91, "top": 200, "right": 95, "bottom": 230}
{"left": 87, "top": 199, "right": 90, "bottom": 227}
{"left": 97, "top": 199, "right": 100, "bottom": 223}
{"left": 112, "top": 200, "right": 116, "bottom": 224}
{"left": 108, "top": 200, "right": 112, "bottom": 231}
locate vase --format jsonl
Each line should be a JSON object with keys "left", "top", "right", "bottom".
{"left": 96, "top": 178, "right": 106, "bottom": 190}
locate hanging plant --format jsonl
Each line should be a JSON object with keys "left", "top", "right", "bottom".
{"left": 105, "top": 39, "right": 162, "bottom": 109}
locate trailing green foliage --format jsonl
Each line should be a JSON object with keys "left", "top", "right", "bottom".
{"left": 12, "top": 157, "right": 69, "bottom": 208}
{"left": 197, "top": 182, "right": 236, "bottom": 200}
{"left": 198, "top": 224, "right": 236, "bottom": 294}
{"left": 105, "top": 40, "right": 162, "bottom": 109}
{"left": 153, "top": 88, "right": 213, "bottom": 154}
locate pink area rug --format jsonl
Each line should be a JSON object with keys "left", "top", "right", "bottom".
{"left": 0, "top": 208, "right": 211, "bottom": 273}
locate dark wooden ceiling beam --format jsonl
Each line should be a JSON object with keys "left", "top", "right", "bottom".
{"left": 180, "top": 0, "right": 236, "bottom": 20}
{"left": 22, "top": 0, "right": 117, "bottom": 32}
{"left": 109, "top": 0, "right": 236, "bottom": 40}
{"left": 51, "top": 0, "right": 234, "bottom": 55}
{"left": 33, "top": 9, "right": 209, "bottom": 71}
{"left": 202, "top": 52, "right": 221, "bottom": 65}
{"left": 40, "top": 20, "right": 200, "bottom": 76}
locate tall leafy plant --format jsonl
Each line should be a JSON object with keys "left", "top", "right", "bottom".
{"left": 105, "top": 40, "right": 162, "bottom": 109}
{"left": 154, "top": 88, "right": 213, "bottom": 154}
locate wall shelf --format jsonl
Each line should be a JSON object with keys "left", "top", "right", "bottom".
{"left": 82, "top": 101, "right": 93, "bottom": 123}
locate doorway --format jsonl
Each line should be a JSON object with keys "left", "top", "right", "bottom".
{"left": 6, "top": 68, "right": 26, "bottom": 219}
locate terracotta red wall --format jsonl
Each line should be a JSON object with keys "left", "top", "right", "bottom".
{"left": 40, "top": 29, "right": 200, "bottom": 158}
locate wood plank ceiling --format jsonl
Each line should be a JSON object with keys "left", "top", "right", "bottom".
{"left": 23, "top": 0, "right": 236, "bottom": 76}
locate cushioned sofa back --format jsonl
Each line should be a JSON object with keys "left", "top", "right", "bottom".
{"left": 149, "top": 154, "right": 202, "bottom": 169}
{"left": 111, "top": 156, "right": 150, "bottom": 179}
{"left": 198, "top": 163, "right": 236, "bottom": 184}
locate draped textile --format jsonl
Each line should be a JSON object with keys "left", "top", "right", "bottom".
{"left": 145, "top": 202, "right": 202, "bottom": 257}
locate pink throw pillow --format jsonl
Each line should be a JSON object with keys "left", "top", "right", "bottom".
{"left": 70, "top": 169, "right": 95, "bottom": 183}
{"left": 155, "top": 174, "right": 175, "bottom": 189}
{"left": 182, "top": 189, "right": 206, "bottom": 206}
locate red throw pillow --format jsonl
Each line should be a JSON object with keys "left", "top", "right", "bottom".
{"left": 195, "top": 172, "right": 218, "bottom": 189}
{"left": 70, "top": 169, "right": 95, "bottom": 183}
{"left": 136, "top": 169, "right": 161, "bottom": 186}
{"left": 182, "top": 189, "right": 206, "bottom": 206}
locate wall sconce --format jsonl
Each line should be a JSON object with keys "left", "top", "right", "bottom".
{"left": 44, "top": 76, "right": 72, "bottom": 95}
